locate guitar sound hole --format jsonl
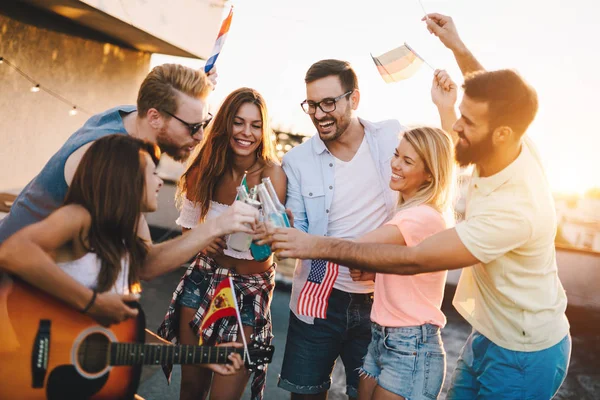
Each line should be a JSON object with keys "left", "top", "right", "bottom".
{"left": 77, "top": 332, "right": 110, "bottom": 374}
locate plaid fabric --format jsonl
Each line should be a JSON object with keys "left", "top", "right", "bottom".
{"left": 157, "top": 253, "right": 275, "bottom": 400}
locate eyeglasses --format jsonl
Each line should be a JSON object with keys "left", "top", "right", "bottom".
{"left": 300, "top": 90, "right": 353, "bottom": 114}
{"left": 163, "top": 111, "right": 213, "bottom": 136}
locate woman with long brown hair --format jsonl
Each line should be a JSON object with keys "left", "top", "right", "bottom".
{"left": 0, "top": 134, "right": 252, "bottom": 376}
{"left": 0, "top": 135, "right": 163, "bottom": 305}
{"left": 158, "top": 87, "right": 286, "bottom": 400}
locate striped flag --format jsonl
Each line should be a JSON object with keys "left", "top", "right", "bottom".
{"left": 297, "top": 259, "right": 339, "bottom": 318}
{"left": 204, "top": 6, "right": 233, "bottom": 73}
{"left": 371, "top": 42, "right": 425, "bottom": 83}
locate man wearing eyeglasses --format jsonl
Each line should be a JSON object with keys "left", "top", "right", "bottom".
{"left": 276, "top": 59, "right": 403, "bottom": 400}
{"left": 0, "top": 64, "right": 258, "bottom": 348}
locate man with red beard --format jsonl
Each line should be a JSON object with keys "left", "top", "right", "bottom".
{"left": 270, "top": 15, "right": 571, "bottom": 400}
{"left": 0, "top": 64, "right": 214, "bottom": 245}
{"left": 276, "top": 59, "right": 404, "bottom": 400}
{"left": 0, "top": 64, "right": 259, "bottom": 334}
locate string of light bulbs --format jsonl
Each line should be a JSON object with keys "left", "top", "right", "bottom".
{"left": 0, "top": 56, "right": 92, "bottom": 116}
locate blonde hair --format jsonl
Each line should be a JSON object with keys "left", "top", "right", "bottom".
{"left": 397, "top": 127, "right": 457, "bottom": 221}
{"left": 177, "top": 88, "right": 278, "bottom": 220}
{"left": 137, "top": 64, "right": 213, "bottom": 116}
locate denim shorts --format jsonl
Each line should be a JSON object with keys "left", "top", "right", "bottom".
{"left": 178, "top": 267, "right": 255, "bottom": 327}
{"left": 361, "top": 322, "right": 446, "bottom": 400}
{"left": 278, "top": 288, "right": 373, "bottom": 398}
{"left": 447, "top": 330, "right": 571, "bottom": 399}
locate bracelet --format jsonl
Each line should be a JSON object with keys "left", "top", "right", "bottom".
{"left": 81, "top": 289, "right": 97, "bottom": 314}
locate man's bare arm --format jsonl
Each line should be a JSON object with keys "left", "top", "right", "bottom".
{"left": 272, "top": 227, "right": 479, "bottom": 275}
{"left": 424, "top": 13, "right": 485, "bottom": 76}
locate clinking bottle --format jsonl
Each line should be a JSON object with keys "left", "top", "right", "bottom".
{"left": 261, "top": 177, "right": 291, "bottom": 227}
{"left": 250, "top": 183, "right": 290, "bottom": 261}
{"left": 227, "top": 185, "right": 259, "bottom": 252}
{"left": 257, "top": 183, "right": 287, "bottom": 228}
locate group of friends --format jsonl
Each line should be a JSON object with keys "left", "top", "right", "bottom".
{"left": 0, "top": 13, "right": 570, "bottom": 400}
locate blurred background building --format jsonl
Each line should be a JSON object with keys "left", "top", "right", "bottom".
{"left": 0, "top": 0, "right": 224, "bottom": 193}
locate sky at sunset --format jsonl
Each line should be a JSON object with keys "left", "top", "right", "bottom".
{"left": 152, "top": 0, "right": 599, "bottom": 194}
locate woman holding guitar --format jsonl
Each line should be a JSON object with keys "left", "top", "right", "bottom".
{"left": 0, "top": 135, "right": 264, "bottom": 399}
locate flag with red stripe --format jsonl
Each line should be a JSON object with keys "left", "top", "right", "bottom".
{"left": 371, "top": 42, "right": 425, "bottom": 83}
{"left": 297, "top": 259, "right": 339, "bottom": 318}
{"left": 204, "top": 6, "right": 233, "bottom": 73}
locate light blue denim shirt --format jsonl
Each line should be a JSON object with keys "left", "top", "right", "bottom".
{"left": 282, "top": 117, "right": 403, "bottom": 323}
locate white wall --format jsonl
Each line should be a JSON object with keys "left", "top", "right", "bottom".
{"left": 0, "top": 14, "right": 151, "bottom": 192}
{"left": 79, "top": 0, "right": 225, "bottom": 58}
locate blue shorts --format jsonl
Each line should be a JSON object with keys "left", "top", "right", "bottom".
{"left": 361, "top": 322, "right": 446, "bottom": 400}
{"left": 277, "top": 288, "right": 373, "bottom": 398}
{"left": 178, "top": 267, "right": 255, "bottom": 327}
{"left": 447, "top": 330, "right": 571, "bottom": 400}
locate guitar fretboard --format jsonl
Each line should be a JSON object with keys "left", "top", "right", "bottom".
{"left": 110, "top": 344, "right": 243, "bottom": 366}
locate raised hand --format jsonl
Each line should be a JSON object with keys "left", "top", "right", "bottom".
{"left": 206, "top": 66, "right": 218, "bottom": 89}
{"left": 431, "top": 69, "right": 457, "bottom": 110}
{"left": 423, "top": 13, "right": 484, "bottom": 75}
{"left": 423, "top": 13, "right": 465, "bottom": 53}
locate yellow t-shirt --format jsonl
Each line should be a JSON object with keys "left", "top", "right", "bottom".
{"left": 454, "top": 137, "right": 569, "bottom": 352}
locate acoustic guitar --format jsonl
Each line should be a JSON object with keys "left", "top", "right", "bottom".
{"left": 0, "top": 275, "right": 274, "bottom": 399}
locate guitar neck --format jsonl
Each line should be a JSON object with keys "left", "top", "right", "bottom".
{"left": 110, "top": 343, "right": 243, "bottom": 366}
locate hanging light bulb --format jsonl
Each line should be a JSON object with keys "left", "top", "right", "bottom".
{"left": 69, "top": 106, "right": 78, "bottom": 116}
{"left": 30, "top": 84, "right": 40, "bottom": 92}
{"left": 0, "top": 57, "right": 4, "bottom": 64}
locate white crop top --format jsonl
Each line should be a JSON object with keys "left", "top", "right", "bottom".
{"left": 175, "top": 197, "right": 253, "bottom": 260}
{"left": 57, "top": 252, "right": 131, "bottom": 294}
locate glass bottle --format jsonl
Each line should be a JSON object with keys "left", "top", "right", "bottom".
{"left": 227, "top": 185, "right": 256, "bottom": 252}
{"left": 262, "top": 177, "right": 291, "bottom": 227}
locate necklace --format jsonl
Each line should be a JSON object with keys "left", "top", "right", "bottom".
{"left": 233, "top": 156, "right": 261, "bottom": 180}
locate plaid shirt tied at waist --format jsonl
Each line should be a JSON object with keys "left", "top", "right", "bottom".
{"left": 157, "top": 254, "right": 276, "bottom": 400}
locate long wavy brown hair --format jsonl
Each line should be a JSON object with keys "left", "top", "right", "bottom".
{"left": 178, "top": 87, "right": 278, "bottom": 221}
{"left": 63, "top": 134, "right": 161, "bottom": 293}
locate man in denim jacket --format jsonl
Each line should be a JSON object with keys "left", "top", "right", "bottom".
{"left": 277, "top": 59, "right": 402, "bottom": 400}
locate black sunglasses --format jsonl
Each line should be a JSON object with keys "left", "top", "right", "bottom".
{"left": 163, "top": 111, "right": 213, "bottom": 136}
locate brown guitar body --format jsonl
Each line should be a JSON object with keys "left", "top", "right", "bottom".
{"left": 0, "top": 274, "right": 143, "bottom": 400}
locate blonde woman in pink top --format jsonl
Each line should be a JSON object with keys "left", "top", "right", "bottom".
{"left": 350, "top": 126, "right": 456, "bottom": 400}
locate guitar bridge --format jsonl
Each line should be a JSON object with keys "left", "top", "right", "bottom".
{"left": 31, "top": 320, "right": 51, "bottom": 388}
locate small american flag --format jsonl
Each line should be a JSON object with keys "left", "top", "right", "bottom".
{"left": 297, "top": 259, "right": 339, "bottom": 318}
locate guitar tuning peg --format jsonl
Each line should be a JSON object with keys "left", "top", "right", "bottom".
{"left": 250, "top": 334, "right": 255, "bottom": 340}
{"left": 257, "top": 365, "right": 264, "bottom": 370}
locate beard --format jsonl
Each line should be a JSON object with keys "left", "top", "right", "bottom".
{"left": 312, "top": 108, "right": 352, "bottom": 142}
{"left": 156, "top": 127, "right": 192, "bottom": 162}
{"left": 455, "top": 130, "right": 495, "bottom": 167}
